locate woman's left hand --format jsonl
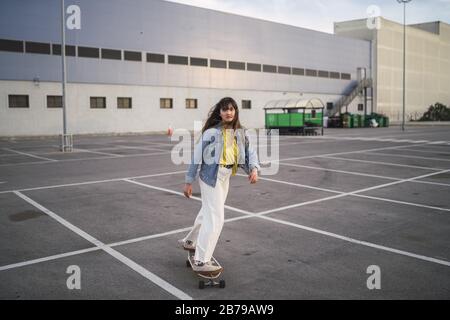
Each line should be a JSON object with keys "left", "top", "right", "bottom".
{"left": 248, "top": 168, "right": 258, "bottom": 184}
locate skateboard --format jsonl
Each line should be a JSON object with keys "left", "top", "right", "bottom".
{"left": 186, "top": 251, "right": 226, "bottom": 289}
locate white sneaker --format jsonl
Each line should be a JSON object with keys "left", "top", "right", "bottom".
{"left": 178, "top": 239, "right": 195, "bottom": 252}
{"left": 192, "top": 260, "right": 223, "bottom": 274}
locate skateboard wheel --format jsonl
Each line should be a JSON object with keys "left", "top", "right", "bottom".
{"left": 186, "top": 260, "right": 191, "bottom": 268}
{"left": 199, "top": 280, "right": 205, "bottom": 289}
{"left": 219, "top": 280, "right": 226, "bottom": 289}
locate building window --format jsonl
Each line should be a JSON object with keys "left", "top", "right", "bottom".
{"left": 124, "top": 50, "right": 142, "bottom": 61}
{"left": 101, "top": 48, "right": 121, "bottom": 60}
{"left": 210, "top": 59, "right": 227, "bottom": 69}
{"left": 160, "top": 98, "right": 173, "bottom": 109}
{"left": 229, "top": 61, "right": 245, "bottom": 70}
{"left": 52, "top": 44, "right": 76, "bottom": 56}
{"left": 186, "top": 99, "right": 198, "bottom": 109}
{"left": 292, "top": 68, "right": 305, "bottom": 76}
{"left": 247, "top": 63, "right": 261, "bottom": 72}
{"left": 8, "top": 95, "right": 29, "bottom": 108}
{"left": 318, "top": 70, "right": 329, "bottom": 78}
{"left": 278, "top": 66, "right": 291, "bottom": 75}
{"left": 47, "top": 95, "right": 62, "bottom": 108}
{"left": 242, "top": 100, "right": 251, "bottom": 109}
{"left": 330, "top": 72, "right": 340, "bottom": 79}
{"left": 0, "top": 39, "right": 24, "bottom": 52}
{"left": 78, "top": 46, "right": 99, "bottom": 58}
{"left": 118, "top": 97, "right": 132, "bottom": 109}
{"left": 190, "top": 57, "right": 208, "bottom": 67}
{"left": 327, "top": 102, "right": 333, "bottom": 110}
{"left": 341, "top": 73, "right": 351, "bottom": 80}
{"left": 168, "top": 55, "right": 188, "bottom": 65}
{"left": 263, "top": 65, "right": 277, "bottom": 73}
{"left": 358, "top": 104, "right": 364, "bottom": 111}
{"left": 305, "top": 69, "right": 317, "bottom": 77}
{"left": 25, "top": 41, "right": 50, "bottom": 54}
{"left": 90, "top": 97, "right": 106, "bottom": 109}
{"left": 147, "top": 53, "right": 165, "bottom": 63}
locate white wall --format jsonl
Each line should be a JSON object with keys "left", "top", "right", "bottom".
{"left": 0, "top": 80, "right": 345, "bottom": 136}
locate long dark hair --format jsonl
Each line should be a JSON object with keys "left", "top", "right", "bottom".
{"left": 201, "top": 97, "right": 243, "bottom": 133}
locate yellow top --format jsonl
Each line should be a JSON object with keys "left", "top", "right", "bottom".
{"left": 220, "top": 128, "right": 239, "bottom": 176}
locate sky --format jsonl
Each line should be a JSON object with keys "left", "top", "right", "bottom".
{"left": 166, "top": 0, "right": 450, "bottom": 34}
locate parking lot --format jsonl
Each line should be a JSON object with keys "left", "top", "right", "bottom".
{"left": 0, "top": 126, "right": 449, "bottom": 300}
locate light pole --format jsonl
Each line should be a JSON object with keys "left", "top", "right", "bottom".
{"left": 397, "top": 0, "right": 412, "bottom": 132}
{"left": 61, "top": 0, "right": 67, "bottom": 150}
{"left": 60, "top": 0, "right": 73, "bottom": 152}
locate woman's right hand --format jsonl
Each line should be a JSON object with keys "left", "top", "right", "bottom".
{"left": 183, "top": 183, "right": 193, "bottom": 198}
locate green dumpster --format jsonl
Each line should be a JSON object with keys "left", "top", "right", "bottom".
{"left": 341, "top": 113, "right": 354, "bottom": 128}
{"left": 354, "top": 114, "right": 364, "bottom": 128}
{"left": 360, "top": 115, "right": 366, "bottom": 128}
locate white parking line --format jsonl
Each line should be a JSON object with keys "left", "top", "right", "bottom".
{"left": 133, "top": 141, "right": 175, "bottom": 147}
{"left": 279, "top": 162, "right": 400, "bottom": 181}
{"left": 401, "top": 148, "right": 450, "bottom": 156}
{"left": 72, "top": 148, "right": 124, "bottom": 157}
{"left": 0, "top": 224, "right": 195, "bottom": 272}
{"left": 254, "top": 214, "right": 450, "bottom": 267}
{"left": 271, "top": 143, "right": 426, "bottom": 163}
{"left": 241, "top": 172, "right": 450, "bottom": 213}
{"left": 2, "top": 148, "right": 57, "bottom": 162}
{"left": 364, "top": 152, "right": 450, "bottom": 163}
{"left": 0, "top": 151, "right": 172, "bottom": 168}
{"left": 258, "top": 140, "right": 336, "bottom": 147}
{"left": 413, "top": 180, "right": 450, "bottom": 187}
{"left": 0, "top": 170, "right": 187, "bottom": 194}
{"left": 0, "top": 227, "right": 202, "bottom": 273}
{"left": 13, "top": 191, "right": 192, "bottom": 300}
{"left": 0, "top": 247, "right": 100, "bottom": 271}
{"left": 279, "top": 161, "right": 450, "bottom": 187}
{"left": 3, "top": 168, "right": 449, "bottom": 274}
{"left": 0, "top": 153, "right": 20, "bottom": 158}
{"left": 124, "top": 178, "right": 450, "bottom": 267}
{"left": 0, "top": 141, "right": 419, "bottom": 168}
{"left": 255, "top": 168, "right": 450, "bottom": 216}
{"left": 114, "top": 144, "right": 170, "bottom": 153}
{"left": 353, "top": 194, "right": 450, "bottom": 212}
{"left": 235, "top": 173, "right": 342, "bottom": 194}
{"left": 298, "top": 135, "right": 450, "bottom": 146}
{"left": 320, "top": 155, "right": 443, "bottom": 171}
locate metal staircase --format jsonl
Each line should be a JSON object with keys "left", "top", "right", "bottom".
{"left": 328, "top": 78, "right": 372, "bottom": 116}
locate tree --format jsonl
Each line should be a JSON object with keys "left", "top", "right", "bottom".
{"left": 418, "top": 103, "right": 450, "bottom": 121}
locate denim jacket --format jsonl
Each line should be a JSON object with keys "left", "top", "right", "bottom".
{"left": 185, "top": 124, "right": 260, "bottom": 188}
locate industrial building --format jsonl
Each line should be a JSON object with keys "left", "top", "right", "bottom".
{"left": 0, "top": 0, "right": 448, "bottom": 137}
{"left": 335, "top": 17, "right": 450, "bottom": 122}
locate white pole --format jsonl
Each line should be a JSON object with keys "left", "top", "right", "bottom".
{"left": 397, "top": 0, "right": 412, "bottom": 131}
{"left": 61, "top": 0, "right": 68, "bottom": 150}
{"left": 402, "top": 2, "right": 406, "bottom": 132}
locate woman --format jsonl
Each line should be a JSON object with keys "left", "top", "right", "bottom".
{"left": 180, "top": 97, "right": 260, "bottom": 274}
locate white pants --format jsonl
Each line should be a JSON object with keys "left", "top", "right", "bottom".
{"left": 182, "top": 166, "right": 232, "bottom": 263}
